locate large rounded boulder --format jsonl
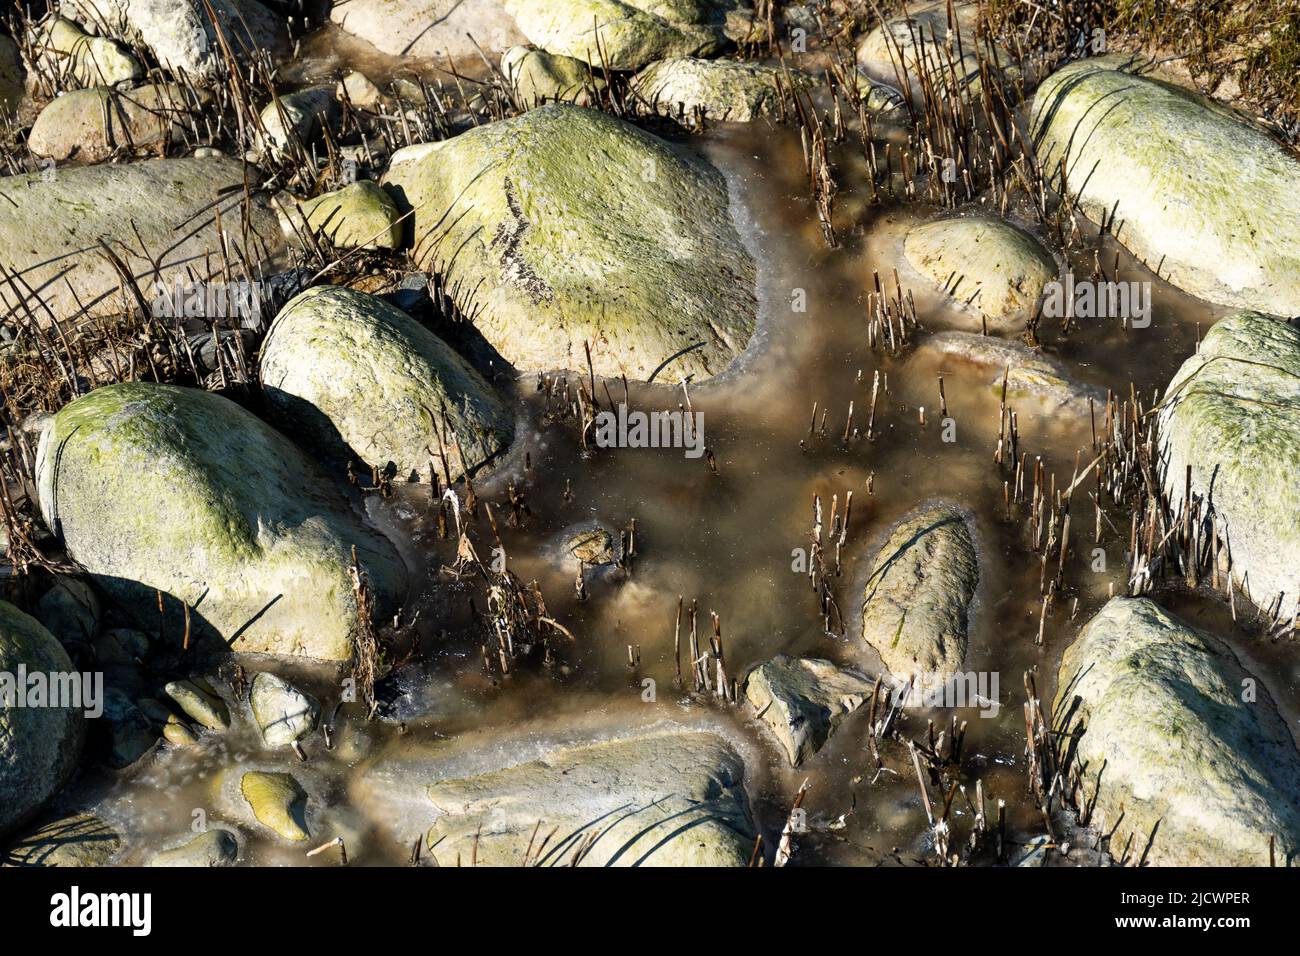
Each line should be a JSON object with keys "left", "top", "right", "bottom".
{"left": 35, "top": 383, "right": 408, "bottom": 661}
{"left": 383, "top": 103, "right": 757, "bottom": 381}
{"left": 0, "top": 601, "right": 86, "bottom": 837}
{"left": 1031, "top": 58, "right": 1300, "bottom": 316}
{"left": 1055, "top": 597, "right": 1300, "bottom": 866}
{"left": 1156, "top": 312, "right": 1300, "bottom": 614}
{"left": 260, "top": 285, "right": 514, "bottom": 483}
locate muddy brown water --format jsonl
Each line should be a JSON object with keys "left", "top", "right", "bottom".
{"left": 45, "top": 38, "right": 1300, "bottom": 867}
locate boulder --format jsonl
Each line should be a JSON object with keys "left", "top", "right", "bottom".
{"left": 278, "top": 181, "right": 402, "bottom": 250}
{"left": 505, "top": 0, "right": 750, "bottom": 71}
{"left": 857, "top": 1, "right": 1013, "bottom": 98}
{"left": 1, "top": 813, "right": 121, "bottom": 866}
{"left": 258, "top": 86, "right": 340, "bottom": 153}
{"left": 43, "top": 16, "right": 143, "bottom": 88}
{"left": 164, "top": 678, "right": 230, "bottom": 731}
{"left": 743, "top": 655, "right": 875, "bottom": 766}
{"left": 501, "top": 45, "right": 604, "bottom": 107}
{"left": 860, "top": 502, "right": 978, "bottom": 677}
{"left": 1055, "top": 597, "right": 1300, "bottom": 866}
{"left": 916, "top": 331, "right": 1105, "bottom": 413}
{"left": 359, "top": 721, "right": 756, "bottom": 865}
{"left": 28, "top": 83, "right": 211, "bottom": 164}
{"left": 250, "top": 672, "right": 318, "bottom": 748}
{"left": 631, "top": 56, "right": 804, "bottom": 121}
{"left": 34, "top": 382, "right": 408, "bottom": 661}
{"left": 240, "top": 770, "right": 309, "bottom": 841}
{"left": 0, "top": 156, "right": 284, "bottom": 328}
{"left": 383, "top": 103, "right": 757, "bottom": 381}
{"left": 149, "top": 827, "right": 240, "bottom": 866}
{"left": 260, "top": 285, "right": 514, "bottom": 482}
{"left": 903, "top": 216, "right": 1056, "bottom": 329}
{"left": 1156, "top": 312, "right": 1300, "bottom": 613}
{"left": 330, "top": 0, "right": 526, "bottom": 63}
{"left": 61, "top": 0, "right": 288, "bottom": 78}
{"left": 0, "top": 601, "right": 86, "bottom": 836}
{"left": 1031, "top": 57, "right": 1300, "bottom": 316}
{"left": 35, "top": 576, "right": 101, "bottom": 646}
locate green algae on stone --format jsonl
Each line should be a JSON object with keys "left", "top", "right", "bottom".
{"left": 1, "top": 813, "right": 121, "bottom": 866}
{"left": 860, "top": 502, "right": 978, "bottom": 677}
{"left": 502, "top": 45, "right": 605, "bottom": 107}
{"left": 0, "top": 601, "right": 86, "bottom": 836}
{"left": 35, "top": 382, "right": 408, "bottom": 661}
{"left": 260, "top": 286, "right": 514, "bottom": 483}
{"left": 1156, "top": 312, "right": 1300, "bottom": 613}
{"left": 743, "top": 655, "right": 875, "bottom": 766}
{"left": 903, "top": 216, "right": 1057, "bottom": 329}
{"left": 259, "top": 86, "right": 340, "bottom": 153}
{"left": 164, "top": 679, "right": 230, "bottom": 732}
{"left": 44, "top": 16, "right": 143, "bottom": 87}
{"left": 1055, "top": 596, "right": 1300, "bottom": 866}
{"left": 240, "top": 771, "right": 310, "bottom": 842}
{"left": 505, "top": 0, "right": 744, "bottom": 70}
{"left": 631, "top": 56, "right": 808, "bottom": 122}
{"left": 0, "top": 156, "right": 284, "bottom": 327}
{"left": 1031, "top": 58, "right": 1300, "bottom": 316}
{"left": 566, "top": 527, "right": 615, "bottom": 565}
{"left": 281, "top": 181, "right": 403, "bottom": 250}
{"left": 382, "top": 103, "right": 757, "bottom": 381}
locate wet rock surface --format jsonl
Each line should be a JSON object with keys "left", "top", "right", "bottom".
{"left": 1055, "top": 597, "right": 1300, "bottom": 866}
{"left": 743, "top": 654, "right": 875, "bottom": 766}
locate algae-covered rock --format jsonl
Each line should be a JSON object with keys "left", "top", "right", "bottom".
{"left": 0, "top": 156, "right": 284, "bottom": 327}
{"left": 860, "top": 502, "right": 978, "bottom": 677}
{"left": 149, "top": 827, "right": 240, "bottom": 866}
{"left": 1156, "top": 312, "right": 1300, "bottom": 612}
{"left": 330, "top": 0, "right": 526, "bottom": 63}
{"left": 44, "top": 16, "right": 143, "bottom": 88}
{"left": 35, "top": 382, "right": 408, "bottom": 661}
{"left": 383, "top": 103, "right": 757, "bottom": 381}
{"left": 164, "top": 679, "right": 230, "bottom": 732}
{"left": 631, "top": 56, "right": 805, "bottom": 121}
{"left": 903, "top": 216, "right": 1056, "bottom": 329}
{"left": 260, "top": 285, "right": 514, "bottom": 482}
{"left": 29, "top": 83, "right": 211, "bottom": 163}
{"left": 62, "top": 0, "right": 288, "bottom": 77}
{"left": 1, "top": 813, "right": 121, "bottom": 866}
{"left": 854, "top": 73, "right": 907, "bottom": 114}
{"left": 506, "top": 0, "right": 746, "bottom": 70}
{"left": 0, "top": 601, "right": 87, "bottom": 836}
{"left": 359, "top": 721, "right": 756, "bottom": 865}
{"left": 501, "top": 45, "right": 605, "bottom": 107}
{"left": 743, "top": 655, "right": 875, "bottom": 766}
{"left": 1031, "top": 58, "right": 1300, "bottom": 316}
{"left": 240, "top": 771, "right": 310, "bottom": 841}
{"left": 250, "top": 672, "right": 318, "bottom": 749}
{"left": 279, "top": 181, "right": 402, "bottom": 250}
{"left": 1055, "top": 597, "right": 1300, "bottom": 866}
